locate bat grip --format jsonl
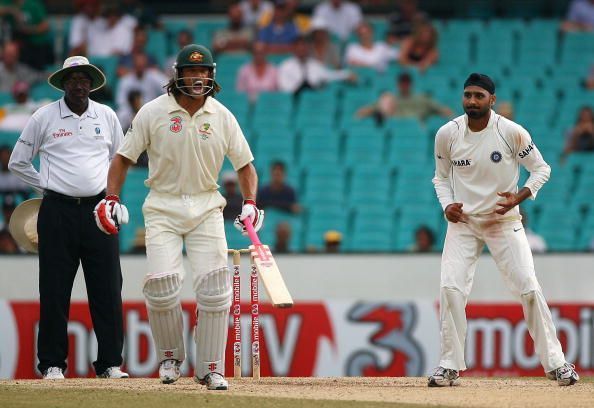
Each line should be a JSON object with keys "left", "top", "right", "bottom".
{"left": 242, "top": 218, "right": 262, "bottom": 245}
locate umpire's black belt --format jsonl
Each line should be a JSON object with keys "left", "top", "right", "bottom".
{"left": 43, "top": 189, "right": 105, "bottom": 204}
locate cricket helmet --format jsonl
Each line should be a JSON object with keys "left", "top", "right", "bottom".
{"left": 173, "top": 44, "right": 220, "bottom": 97}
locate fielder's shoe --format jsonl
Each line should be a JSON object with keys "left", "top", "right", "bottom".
{"left": 97, "top": 366, "right": 129, "bottom": 379}
{"left": 196, "top": 372, "right": 228, "bottom": 390}
{"left": 42, "top": 367, "right": 64, "bottom": 379}
{"left": 428, "top": 366, "right": 461, "bottom": 387}
{"left": 552, "top": 363, "right": 579, "bottom": 386}
{"left": 159, "top": 359, "right": 181, "bottom": 384}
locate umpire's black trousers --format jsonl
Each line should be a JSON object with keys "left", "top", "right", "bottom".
{"left": 37, "top": 190, "right": 124, "bottom": 376}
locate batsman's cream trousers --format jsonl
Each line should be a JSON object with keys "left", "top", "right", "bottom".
{"left": 439, "top": 216, "right": 566, "bottom": 373}
{"left": 142, "top": 190, "right": 228, "bottom": 290}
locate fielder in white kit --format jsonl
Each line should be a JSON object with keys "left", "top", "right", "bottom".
{"left": 429, "top": 73, "right": 579, "bottom": 387}
{"left": 93, "top": 44, "right": 264, "bottom": 390}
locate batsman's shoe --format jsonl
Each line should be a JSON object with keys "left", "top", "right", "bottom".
{"left": 428, "top": 366, "right": 460, "bottom": 387}
{"left": 159, "top": 359, "right": 181, "bottom": 384}
{"left": 196, "top": 372, "right": 228, "bottom": 390}
{"left": 554, "top": 363, "right": 579, "bottom": 386}
{"left": 42, "top": 367, "right": 64, "bottom": 379}
{"left": 97, "top": 366, "right": 129, "bottom": 379}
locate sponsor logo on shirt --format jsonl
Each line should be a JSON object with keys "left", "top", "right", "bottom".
{"left": 52, "top": 128, "right": 73, "bottom": 139}
{"left": 198, "top": 122, "right": 212, "bottom": 140}
{"left": 490, "top": 151, "right": 502, "bottom": 163}
{"left": 451, "top": 159, "right": 471, "bottom": 167}
{"left": 518, "top": 142, "right": 534, "bottom": 159}
{"left": 93, "top": 126, "right": 103, "bottom": 140}
{"left": 170, "top": 116, "right": 182, "bottom": 133}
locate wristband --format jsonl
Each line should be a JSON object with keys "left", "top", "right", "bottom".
{"left": 243, "top": 199, "right": 256, "bottom": 206}
{"left": 105, "top": 195, "right": 120, "bottom": 202}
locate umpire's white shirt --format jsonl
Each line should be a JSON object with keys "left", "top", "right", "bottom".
{"left": 432, "top": 111, "right": 550, "bottom": 217}
{"left": 9, "top": 97, "right": 123, "bottom": 197}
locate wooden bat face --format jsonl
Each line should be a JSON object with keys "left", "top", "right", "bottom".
{"left": 249, "top": 244, "right": 294, "bottom": 308}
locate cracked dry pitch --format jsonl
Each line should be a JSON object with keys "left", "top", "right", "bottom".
{"left": 1, "top": 377, "right": 593, "bottom": 408}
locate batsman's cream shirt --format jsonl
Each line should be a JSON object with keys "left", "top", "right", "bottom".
{"left": 9, "top": 98, "right": 123, "bottom": 196}
{"left": 118, "top": 94, "right": 253, "bottom": 195}
{"left": 432, "top": 111, "right": 550, "bottom": 216}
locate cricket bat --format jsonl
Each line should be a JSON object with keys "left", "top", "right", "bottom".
{"left": 242, "top": 219, "right": 294, "bottom": 308}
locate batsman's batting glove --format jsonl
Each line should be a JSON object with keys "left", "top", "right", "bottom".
{"left": 94, "top": 195, "right": 129, "bottom": 235}
{"left": 234, "top": 199, "right": 264, "bottom": 235}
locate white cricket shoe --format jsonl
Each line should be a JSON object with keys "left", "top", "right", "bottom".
{"left": 97, "top": 366, "right": 129, "bottom": 379}
{"left": 196, "top": 372, "right": 228, "bottom": 390}
{"left": 428, "top": 366, "right": 461, "bottom": 387}
{"left": 159, "top": 359, "right": 181, "bottom": 384}
{"left": 42, "top": 367, "right": 64, "bottom": 379}
{"left": 553, "top": 363, "right": 579, "bottom": 386}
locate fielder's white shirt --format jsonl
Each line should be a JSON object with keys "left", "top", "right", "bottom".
{"left": 9, "top": 98, "right": 123, "bottom": 196}
{"left": 117, "top": 94, "right": 253, "bottom": 195}
{"left": 432, "top": 111, "right": 550, "bottom": 217}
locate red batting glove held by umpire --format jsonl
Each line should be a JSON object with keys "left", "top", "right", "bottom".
{"left": 94, "top": 195, "right": 129, "bottom": 235}
{"left": 234, "top": 199, "right": 264, "bottom": 235}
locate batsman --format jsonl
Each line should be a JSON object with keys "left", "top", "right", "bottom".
{"left": 93, "top": 44, "right": 264, "bottom": 390}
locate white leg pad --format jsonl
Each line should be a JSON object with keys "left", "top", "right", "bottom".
{"left": 520, "top": 290, "right": 566, "bottom": 372}
{"left": 194, "top": 267, "right": 232, "bottom": 380}
{"left": 439, "top": 287, "right": 468, "bottom": 371}
{"left": 143, "top": 273, "right": 186, "bottom": 363}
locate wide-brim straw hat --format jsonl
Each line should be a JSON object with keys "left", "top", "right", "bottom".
{"left": 48, "top": 56, "right": 106, "bottom": 92}
{"left": 8, "top": 198, "right": 42, "bottom": 253}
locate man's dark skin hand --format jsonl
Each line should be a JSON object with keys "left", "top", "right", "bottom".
{"left": 445, "top": 187, "right": 532, "bottom": 222}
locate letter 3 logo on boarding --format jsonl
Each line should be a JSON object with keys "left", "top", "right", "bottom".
{"left": 490, "top": 151, "right": 502, "bottom": 163}
{"left": 170, "top": 116, "right": 182, "bottom": 133}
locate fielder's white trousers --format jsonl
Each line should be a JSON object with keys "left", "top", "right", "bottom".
{"left": 438, "top": 216, "right": 566, "bottom": 373}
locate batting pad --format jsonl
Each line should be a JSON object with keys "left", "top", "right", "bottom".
{"left": 195, "top": 267, "right": 232, "bottom": 379}
{"left": 143, "top": 273, "right": 186, "bottom": 362}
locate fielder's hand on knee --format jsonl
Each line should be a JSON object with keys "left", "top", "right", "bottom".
{"left": 234, "top": 199, "right": 264, "bottom": 235}
{"left": 94, "top": 195, "right": 129, "bottom": 234}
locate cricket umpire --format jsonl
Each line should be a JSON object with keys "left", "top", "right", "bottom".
{"left": 8, "top": 56, "right": 128, "bottom": 379}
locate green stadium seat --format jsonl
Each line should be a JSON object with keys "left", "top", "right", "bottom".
{"left": 30, "top": 83, "right": 62, "bottom": 102}
{"left": 298, "top": 128, "right": 341, "bottom": 165}
{"left": 305, "top": 206, "right": 348, "bottom": 250}
{"left": 225, "top": 220, "right": 252, "bottom": 250}
{"left": 348, "top": 231, "right": 392, "bottom": 252}
{"left": 347, "top": 165, "right": 392, "bottom": 208}
{"left": 303, "top": 165, "right": 345, "bottom": 206}
{"left": 259, "top": 208, "right": 304, "bottom": 252}
{"left": 342, "top": 126, "right": 386, "bottom": 165}
{"left": 0, "top": 91, "right": 13, "bottom": 106}
{"left": 392, "top": 166, "right": 436, "bottom": 208}
{"left": 348, "top": 209, "right": 394, "bottom": 251}
{"left": 146, "top": 30, "right": 168, "bottom": 67}
{"left": 193, "top": 19, "right": 226, "bottom": 47}
{"left": 0, "top": 130, "right": 20, "bottom": 146}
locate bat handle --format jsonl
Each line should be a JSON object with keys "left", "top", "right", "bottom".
{"left": 242, "top": 217, "right": 262, "bottom": 246}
